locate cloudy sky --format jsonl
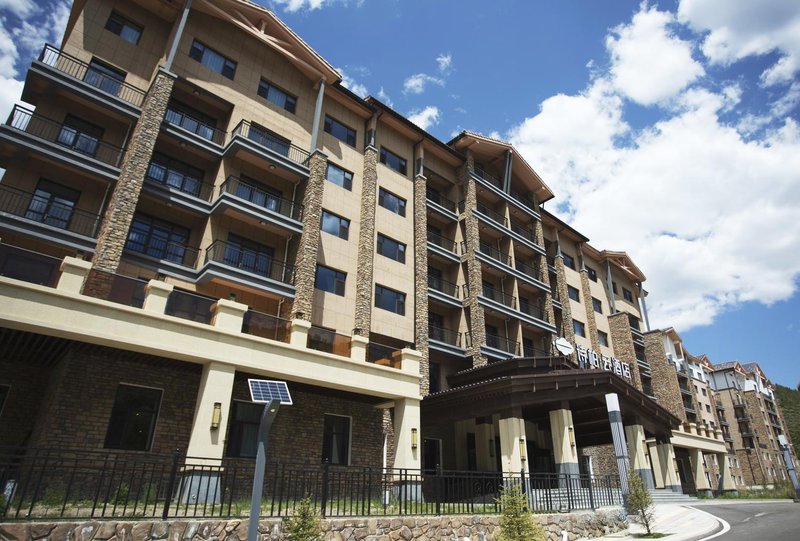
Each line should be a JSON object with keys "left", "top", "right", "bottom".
{"left": 1, "top": 0, "right": 799, "bottom": 385}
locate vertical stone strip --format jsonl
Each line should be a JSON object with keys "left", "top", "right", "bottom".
{"left": 91, "top": 69, "right": 176, "bottom": 274}
{"left": 608, "top": 312, "right": 643, "bottom": 390}
{"left": 460, "top": 152, "right": 486, "bottom": 367}
{"left": 534, "top": 220, "right": 555, "bottom": 329}
{"left": 290, "top": 150, "right": 327, "bottom": 321}
{"left": 578, "top": 252, "right": 602, "bottom": 351}
{"left": 553, "top": 256, "right": 575, "bottom": 344}
{"left": 352, "top": 145, "right": 378, "bottom": 336}
{"left": 644, "top": 330, "right": 687, "bottom": 422}
{"left": 413, "top": 173, "right": 430, "bottom": 396}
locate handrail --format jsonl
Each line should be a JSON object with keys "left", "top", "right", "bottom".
{"left": 0, "top": 183, "right": 101, "bottom": 238}
{"left": 145, "top": 160, "right": 214, "bottom": 201}
{"left": 125, "top": 235, "right": 199, "bottom": 268}
{"left": 485, "top": 333, "right": 520, "bottom": 355}
{"left": 164, "top": 106, "right": 227, "bottom": 145}
{"left": 425, "top": 187, "right": 457, "bottom": 212}
{"left": 473, "top": 167, "right": 502, "bottom": 189}
{"left": 204, "top": 239, "right": 295, "bottom": 285}
{"left": 481, "top": 286, "right": 516, "bottom": 309}
{"left": 427, "top": 230, "right": 458, "bottom": 254}
{"left": 428, "top": 325, "right": 462, "bottom": 347}
{"left": 477, "top": 241, "right": 512, "bottom": 266}
{"left": 231, "top": 119, "right": 310, "bottom": 167}
{"left": 220, "top": 176, "right": 304, "bottom": 221}
{"left": 427, "top": 273, "right": 460, "bottom": 298}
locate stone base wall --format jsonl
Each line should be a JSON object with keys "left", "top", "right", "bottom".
{"left": 0, "top": 512, "right": 628, "bottom": 541}
{"left": 581, "top": 444, "right": 618, "bottom": 477}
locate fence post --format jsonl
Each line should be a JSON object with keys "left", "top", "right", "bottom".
{"left": 162, "top": 450, "right": 181, "bottom": 520}
{"left": 588, "top": 475, "right": 595, "bottom": 509}
{"left": 320, "top": 460, "right": 330, "bottom": 518}
{"left": 435, "top": 464, "right": 442, "bottom": 516}
{"left": 566, "top": 474, "right": 573, "bottom": 512}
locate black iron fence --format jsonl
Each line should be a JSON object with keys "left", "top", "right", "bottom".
{"left": 0, "top": 448, "right": 621, "bottom": 521}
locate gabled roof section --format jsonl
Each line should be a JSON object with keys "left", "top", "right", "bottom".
{"left": 599, "top": 250, "right": 646, "bottom": 283}
{"left": 541, "top": 208, "right": 590, "bottom": 243}
{"left": 713, "top": 361, "right": 747, "bottom": 375}
{"left": 195, "top": 0, "right": 341, "bottom": 84}
{"left": 663, "top": 327, "right": 682, "bottom": 343}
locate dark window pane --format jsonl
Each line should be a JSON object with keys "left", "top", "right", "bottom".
{"left": 258, "top": 79, "right": 297, "bottom": 113}
{"left": 378, "top": 188, "right": 406, "bottom": 217}
{"left": 315, "top": 265, "right": 346, "bottom": 296}
{"left": 326, "top": 163, "right": 353, "bottom": 190}
{"left": 380, "top": 146, "right": 407, "bottom": 175}
{"left": 105, "top": 12, "right": 142, "bottom": 44}
{"left": 375, "top": 284, "right": 405, "bottom": 315}
{"left": 324, "top": 115, "right": 356, "bottom": 147}
{"left": 322, "top": 414, "right": 350, "bottom": 465}
{"left": 189, "top": 40, "right": 236, "bottom": 79}
{"left": 104, "top": 384, "right": 162, "bottom": 451}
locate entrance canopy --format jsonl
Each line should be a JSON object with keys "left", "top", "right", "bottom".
{"left": 423, "top": 356, "right": 680, "bottom": 446}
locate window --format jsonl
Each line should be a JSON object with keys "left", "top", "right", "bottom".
{"left": 375, "top": 284, "right": 405, "bottom": 315}
{"left": 377, "top": 233, "right": 406, "bottom": 263}
{"left": 598, "top": 331, "right": 609, "bottom": 347}
{"left": 247, "top": 122, "right": 291, "bottom": 157}
{"left": 592, "top": 297, "right": 603, "bottom": 314}
{"left": 165, "top": 100, "right": 218, "bottom": 141}
{"left": 105, "top": 12, "right": 142, "bottom": 44}
{"left": 378, "top": 187, "right": 406, "bottom": 216}
{"left": 586, "top": 265, "right": 598, "bottom": 282}
{"left": 702, "top": 388, "right": 707, "bottom": 396}
{"left": 235, "top": 176, "right": 283, "bottom": 213}
{"left": 324, "top": 115, "right": 356, "bottom": 146}
{"left": 0, "top": 384, "right": 9, "bottom": 417}
{"left": 223, "top": 234, "right": 274, "bottom": 276}
{"left": 315, "top": 265, "right": 346, "bottom": 296}
{"left": 326, "top": 163, "right": 353, "bottom": 190}
{"left": 25, "top": 179, "right": 80, "bottom": 230}
{"left": 147, "top": 153, "right": 205, "bottom": 197}
{"left": 380, "top": 146, "right": 407, "bottom": 175}
{"left": 623, "top": 287, "right": 634, "bottom": 302}
{"left": 84, "top": 58, "right": 126, "bottom": 96}
{"left": 706, "top": 405, "right": 711, "bottom": 413}
{"left": 189, "top": 40, "right": 236, "bottom": 79}
{"left": 126, "top": 214, "right": 190, "bottom": 264}
{"left": 322, "top": 414, "right": 351, "bottom": 465}
{"left": 563, "top": 253, "right": 576, "bottom": 270}
{"left": 321, "top": 210, "right": 349, "bottom": 240}
{"left": 226, "top": 401, "right": 262, "bottom": 458}
{"left": 104, "top": 384, "right": 162, "bottom": 451}
{"left": 257, "top": 79, "right": 296, "bottom": 113}
{"left": 573, "top": 319, "right": 586, "bottom": 337}
{"left": 57, "top": 115, "right": 104, "bottom": 157}
{"left": 612, "top": 281, "right": 618, "bottom": 294}
{"left": 567, "top": 285, "right": 580, "bottom": 302}
{"left": 429, "top": 362, "right": 441, "bottom": 394}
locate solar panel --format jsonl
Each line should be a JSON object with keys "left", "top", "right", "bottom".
{"left": 248, "top": 379, "right": 293, "bottom": 405}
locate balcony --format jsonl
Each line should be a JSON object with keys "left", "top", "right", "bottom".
{"left": 241, "top": 309, "right": 290, "bottom": 344}
{"left": 199, "top": 239, "right": 295, "bottom": 298}
{"left": 1, "top": 106, "right": 124, "bottom": 179}
{"left": 214, "top": 176, "right": 304, "bottom": 234}
{"left": 509, "top": 189, "right": 539, "bottom": 216}
{"left": 163, "top": 106, "right": 227, "bottom": 152}
{"left": 426, "top": 187, "right": 457, "bottom": 220}
{"left": 24, "top": 45, "right": 146, "bottom": 116}
{"left": 509, "top": 221, "right": 545, "bottom": 254}
{"left": 471, "top": 168, "right": 540, "bottom": 219}
{"left": 480, "top": 286, "right": 516, "bottom": 310}
{"left": 228, "top": 120, "right": 310, "bottom": 176}
{"left": 679, "top": 384, "right": 693, "bottom": 396}
{"left": 476, "top": 241, "right": 512, "bottom": 266}
{"left": 124, "top": 235, "right": 199, "bottom": 271}
{"left": 307, "top": 326, "right": 351, "bottom": 357}
{"left": 0, "top": 184, "right": 101, "bottom": 251}
{"left": 518, "top": 300, "right": 547, "bottom": 321}
{"left": 483, "top": 333, "right": 520, "bottom": 359}
{"left": 0, "top": 242, "right": 62, "bottom": 287}
{"left": 428, "top": 325, "right": 466, "bottom": 357}
{"left": 475, "top": 201, "right": 508, "bottom": 228}
{"left": 427, "top": 274, "right": 461, "bottom": 308}
{"left": 515, "top": 259, "right": 549, "bottom": 291}
{"left": 473, "top": 167, "right": 502, "bottom": 189}
{"left": 143, "top": 161, "right": 214, "bottom": 211}
{"left": 427, "top": 230, "right": 459, "bottom": 262}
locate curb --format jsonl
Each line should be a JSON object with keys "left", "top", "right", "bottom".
{"left": 682, "top": 505, "right": 728, "bottom": 541}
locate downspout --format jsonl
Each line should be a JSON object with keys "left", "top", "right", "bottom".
{"left": 309, "top": 78, "right": 326, "bottom": 153}
{"left": 605, "top": 259, "right": 616, "bottom": 314}
{"left": 165, "top": 0, "right": 193, "bottom": 71}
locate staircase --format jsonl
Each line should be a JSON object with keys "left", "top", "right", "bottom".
{"left": 650, "top": 488, "right": 700, "bottom": 504}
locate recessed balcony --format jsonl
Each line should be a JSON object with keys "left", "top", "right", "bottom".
{"left": 199, "top": 239, "right": 295, "bottom": 298}
{"left": 123, "top": 235, "right": 200, "bottom": 272}
{"left": 227, "top": 120, "right": 310, "bottom": 177}
{"left": 427, "top": 273, "right": 462, "bottom": 308}
{"left": 426, "top": 187, "right": 458, "bottom": 221}
{"left": 212, "top": 176, "right": 304, "bottom": 234}
{"left": 162, "top": 105, "right": 227, "bottom": 153}
{"left": 483, "top": 333, "right": 520, "bottom": 359}
{"left": 427, "top": 229, "right": 459, "bottom": 262}
{"left": 428, "top": 324, "right": 466, "bottom": 357}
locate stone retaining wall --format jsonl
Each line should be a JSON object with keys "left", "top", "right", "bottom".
{"left": 0, "top": 511, "right": 627, "bottom": 541}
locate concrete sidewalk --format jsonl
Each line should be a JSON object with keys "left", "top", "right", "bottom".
{"left": 590, "top": 503, "right": 724, "bottom": 541}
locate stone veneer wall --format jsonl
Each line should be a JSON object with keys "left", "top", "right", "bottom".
{"left": 581, "top": 444, "right": 618, "bottom": 478}
{"left": 535, "top": 222, "right": 556, "bottom": 348}
{"left": 606, "top": 313, "right": 642, "bottom": 391}
{"left": 460, "top": 152, "right": 486, "bottom": 367}
{"left": 352, "top": 146, "right": 378, "bottom": 336}
{"left": 91, "top": 70, "right": 175, "bottom": 274}
{"left": 0, "top": 512, "right": 628, "bottom": 541}
{"left": 578, "top": 267, "right": 601, "bottom": 352}
{"left": 412, "top": 173, "right": 430, "bottom": 396}
{"left": 552, "top": 255, "right": 575, "bottom": 345}
{"left": 290, "top": 151, "right": 328, "bottom": 321}
{"left": 643, "top": 331, "right": 686, "bottom": 423}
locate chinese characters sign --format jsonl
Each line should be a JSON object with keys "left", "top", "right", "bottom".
{"left": 575, "top": 344, "right": 632, "bottom": 381}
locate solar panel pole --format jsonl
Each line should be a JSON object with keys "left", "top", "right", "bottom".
{"left": 248, "top": 399, "right": 280, "bottom": 541}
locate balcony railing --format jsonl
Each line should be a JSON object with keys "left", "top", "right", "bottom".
{"left": 125, "top": 236, "right": 199, "bottom": 268}
{"left": 480, "top": 286, "right": 517, "bottom": 309}
{"left": 485, "top": 334, "right": 519, "bottom": 355}
{"left": 509, "top": 189, "right": 537, "bottom": 212}
{"left": 428, "top": 325, "right": 463, "bottom": 347}
{"left": 522, "top": 343, "right": 549, "bottom": 357}
{"left": 427, "top": 274, "right": 460, "bottom": 298}
{"left": 165, "top": 289, "right": 216, "bottom": 325}
{"left": 367, "top": 342, "right": 403, "bottom": 368}
{"left": 307, "top": 326, "right": 351, "bottom": 357}
{"left": 6, "top": 105, "right": 124, "bottom": 167}
{"left": 0, "top": 242, "right": 61, "bottom": 287}
{"left": 39, "top": 44, "right": 147, "bottom": 107}
{"left": 426, "top": 188, "right": 457, "bottom": 213}
{"left": 519, "top": 301, "right": 547, "bottom": 321}
{"left": 242, "top": 309, "right": 291, "bottom": 343}
{"left": 145, "top": 162, "right": 213, "bottom": 201}
{"left": 232, "top": 120, "right": 310, "bottom": 167}
{"left": 204, "top": 240, "right": 295, "bottom": 285}
{"left": 427, "top": 230, "right": 458, "bottom": 254}
{"left": 475, "top": 202, "right": 507, "bottom": 227}
{"left": 477, "top": 241, "right": 512, "bottom": 266}
{"left": 0, "top": 183, "right": 101, "bottom": 238}
{"left": 220, "top": 176, "right": 304, "bottom": 221}
{"left": 164, "top": 107, "right": 227, "bottom": 145}
{"left": 473, "top": 167, "right": 502, "bottom": 189}
{"left": 515, "top": 260, "right": 544, "bottom": 282}
{"left": 510, "top": 221, "right": 540, "bottom": 245}
{"left": 82, "top": 269, "right": 147, "bottom": 308}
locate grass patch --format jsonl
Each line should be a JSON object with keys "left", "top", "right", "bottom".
{"left": 634, "top": 533, "right": 670, "bottom": 538}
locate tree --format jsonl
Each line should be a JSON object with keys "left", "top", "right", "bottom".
{"left": 282, "top": 496, "right": 324, "bottom": 541}
{"left": 496, "top": 482, "right": 546, "bottom": 541}
{"left": 627, "top": 472, "right": 655, "bottom": 535}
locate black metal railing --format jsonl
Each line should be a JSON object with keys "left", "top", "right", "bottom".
{"left": 481, "top": 287, "right": 517, "bottom": 309}
{"left": 427, "top": 274, "right": 460, "bottom": 298}
{"left": 164, "top": 107, "right": 227, "bottom": 145}
{"left": 231, "top": 120, "right": 310, "bottom": 167}
{"left": 82, "top": 269, "right": 147, "bottom": 308}
{"left": 427, "top": 230, "right": 458, "bottom": 254}
{"left": 204, "top": 240, "right": 295, "bottom": 285}
{"left": 477, "top": 241, "right": 512, "bottom": 266}
{"left": 515, "top": 260, "right": 544, "bottom": 282}
{"left": 485, "top": 334, "right": 519, "bottom": 355}
{"left": 242, "top": 310, "right": 291, "bottom": 343}
{"left": 475, "top": 202, "right": 507, "bottom": 227}
{"left": 220, "top": 176, "right": 304, "bottom": 221}
{"left": 39, "top": 45, "right": 147, "bottom": 107}
{"left": 510, "top": 221, "right": 539, "bottom": 245}
{"left": 0, "top": 447, "right": 621, "bottom": 520}
{"left": 509, "top": 189, "right": 537, "bottom": 212}
{"left": 425, "top": 188, "right": 457, "bottom": 213}
{"left": 6, "top": 106, "right": 124, "bottom": 167}
{"left": 125, "top": 236, "right": 199, "bottom": 269}
{"left": 307, "top": 326, "right": 351, "bottom": 357}
{"left": 519, "top": 301, "right": 547, "bottom": 321}
{"left": 522, "top": 344, "right": 550, "bottom": 357}
{"left": 473, "top": 167, "right": 502, "bottom": 189}
{"left": 428, "top": 325, "right": 462, "bottom": 347}
{"left": 0, "top": 243, "right": 61, "bottom": 287}
{"left": 145, "top": 162, "right": 214, "bottom": 201}
{"left": 367, "top": 342, "right": 403, "bottom": 368}
{"left": 164, "top": 289, "right": 216, "bottom": 325}
{"left": 0, "top": 183, "right": 102, "bottom": 238}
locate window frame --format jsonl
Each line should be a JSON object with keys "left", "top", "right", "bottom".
{"left": 257, "top": 78, "right": 297, "bottom": 113}
{"left": 623, "top": 287, "right": 634, "bottom": 302}
{"left": 325, "top": 162, "right": 353, "bottom": 191}
{"left": 598, "top": 331, "right": 609, "bottom": 347}
{"left": 189, "top": 39, "right": 237, "bottom": 79}
{"left": 376, "top": 233, "right": 406, "bottom": 263}
{"left": 586, "top": 265, "right": 598, "bottom": 282}
{"left": 226, "top": 399, "right": 264, "bottom": 458}
{"left": 126, "top": 213, "right": 191, "bottom": 264}
{"left": 315, "top": 264, "right": 346, "bottom": 296}
{"left": 375, "top": 284, "right": 406, "bottom": 315}
{"left": 378, "top": 187, "right": 406, "bottom": 217}
{"left": 322, "top": 413, "right": 351, "bottom": 465}
{"left": 320, "top": 209, "right": 350, "bottom": 240}
{"left": 103, "top": 383, "right": 163, "bottom": 451}
{"left": 379, "top": 146, "right": 407, "bottom": 176}
{"left": 573, "top": 319, "right": 586, "bottom": 338}
{"left": 592, "top": 297, "right": 603, "bottom": 314}
{"left": 562, "top": 253, "right": 576, "bottom": 270}
{"left": 25, "top": 179, "right": 80, "bottom": 231}
{"left": 147, "top": 152, "right": 205, "bottom": 197}
{"left": 324, "top": 115, "right": 356, "bottom": 147}
{"left": 105, "top": 11, "right": 143, "bottom": 45}
{"left": 567, "top": 285, "right": 580, "bottom": 302}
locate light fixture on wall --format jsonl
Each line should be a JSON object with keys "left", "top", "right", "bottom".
{"left": 568, "top": 426, "right": 575, "bottom": 448}
{"left": 210, "top": 402, "right": 222, "bottom": 430}
{"left": 411, "top": 428, "right": 418, "bottom": 449}
{"left": 519, "top": 437, "right": 526, "bottom": 462}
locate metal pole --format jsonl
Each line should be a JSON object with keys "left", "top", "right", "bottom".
{"left": 778, "top": 435, "right": 800, "bottom": 499}
{"left": 605, "top": 393, "right": 630, "bottom": 507}
{"left": 247, "top": 400, "right": 281, "bottom": 541}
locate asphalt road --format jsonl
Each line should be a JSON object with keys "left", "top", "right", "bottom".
{"left": 698, "top": 502, "right": 799, "bottom": 540}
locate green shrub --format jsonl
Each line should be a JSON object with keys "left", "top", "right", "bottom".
{"left": 627, "top": 473, "right": 655, "bottom": 535}
{"left": 282, "top": 496, "right": 323, "bottom": 541}
{"left": 495, "top": 483, "right": 546, "bottom": 541}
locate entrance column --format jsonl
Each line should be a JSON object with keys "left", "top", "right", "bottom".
{"left": 549, "top": 408, "right": 579, "bottom": 476}
{"left": 657, "top": 442, "right": 681, "bottom": 492}
{"left": 605, "top": 393, "right": 630, "bottom": 498}
{"left": 716, "top": 453, "right": 737, "bottom": 493}
{"left": 625, "top": 424, "right": 655, "bottom": 489}
{"left": 186, "top": 361, "right": 236, "bottom": 458}
{"left": 498, "top": 416, "right": 527, "bottom": 474}
{"left": 393, "top": 398, "right": 421, "bottom": 470}
{"left": 689, "top": 447, "right": 712, "bottom": 496}
{"left": 648, "top": 441, "right": 665, "bottom": 488}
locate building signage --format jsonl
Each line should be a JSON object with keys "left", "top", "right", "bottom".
{"left": 575, "top": 344, "right": 632, "bottom": 381}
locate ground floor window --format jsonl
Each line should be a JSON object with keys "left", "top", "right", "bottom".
{"left": 322, "top": 414, "right": 351, "bottom": 465}
{"left": 227, "top": 400, "right": 263, "bottom": 458}
{"left": 104, "top": 384, "right": 162, "bottom": 451}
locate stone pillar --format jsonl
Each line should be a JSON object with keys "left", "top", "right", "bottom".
{"left": 353, "top": 144, "right": 378, "bottom": 336}
{"left": 625, "top": 424, "right": 654, "bottom": 488}
{"left": 91, "top": 69, "right": 176, "bottom": 274}
{"left": 550, "top": 408, "right": 579, "bottom": 477}
{"left": 553, "top": 251, "right": 575, "bottom": 344}
{"left": 535, "top": 221, "right": 556, "bottom": 342}
{"left": 57, "top": 257, "right": 91, "bottom": 293}
{"left": 186, "top": 361, "right": 236, "bottom": 459}
{"left": 717, "top": 453, "right": 737, "bottom": 492}
{"left": 644, "top": 330, "right": 686, "bottom": 422}
{"left": 393, "top": 398, "right": 421, "bottom": 470}
{"left": 648, "top": 441, "right": 665, "bottom": 488}
{"left": 606, "top": 393, "right": 631, "bottom": 497}
{"left": 657, "top": 442, "right": 681, "bottom": 492}
{"left": 461, "top": 151, "right": 487, "bottom": 367}
{"left": 211, "top": 298, "right": 247, "bottom": 332}
{"left": 291, "top": 150, "right": 327, "bottom": 321}
{"left": 577, "top": 245, "right": 601, "bottom": 352}
{"left": 142, "top": 279, "right": 173, "bottom": 314}
{"left": 690, "top": 447, "right": 712, "bottom": 495}
{"left": 412, "top": 171, "right": 430, "bottom": 396}
{"left": 607, "top": 312, "right": 642, "bottom": 390}
{"left": 498, "top": 416, "right": 527, "bottom": 474}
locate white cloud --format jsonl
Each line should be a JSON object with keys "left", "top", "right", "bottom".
{"left": 407, "top": 106, "right": 440, "bottom": 131}
{"left": 0, "top": 0, "right": 36, "bottom": 18}
{"left": 678, "top": 0, "right": 800, "bottom": 86}
{"left": 272, "top": 0, "right": 328, "bottom": 12}
{"left": 376, "top": 86, "right": 393, "bottom": 107}
{"left": 0, "top": 18, "right": 20, "bottom": 78}
{"left": 436, "top": 53, "right": 452, "bottom": 73}
{"left": 337, "top": 67, "right": 368, "bottom": 98}
{"left": 12, "top": 0, "right": 70, "bottom": 55}
{"left": 402, "top": 73, "right": 444, "bottom": 95}
{"left": 0, "top": 76, "right": 23, "bottom": 120}
{"left": 606, "top": 3, "right": 704, "bottom": 105}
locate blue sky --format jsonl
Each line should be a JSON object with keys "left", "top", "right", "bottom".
{"left": 1, "top": 0, "right": 799, "bottom": 387}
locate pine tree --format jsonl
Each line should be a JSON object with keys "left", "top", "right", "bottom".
{"left": 496, "top": 483, "right": 546, "bottom": 541}
{"left": 283, "top": 496, "right": 324, "bottom": 541}
{"left": 627, "top": 472, "right": 656, "bottom": 535}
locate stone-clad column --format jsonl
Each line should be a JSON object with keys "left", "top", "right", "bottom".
{"left": 578, "top": 266, "right": 602, "bottom": 352}
{"left": 290, "top": 150, "right": 328, "bottom": 321}
{"left": 644, "top": 330, "right": 686, "bottom": 422}
{"left": 413, "top": 172, "right": 430, "bottom": 395}
{"left": 461, "top": 151, "right": 487, "bottom": 367}
{"left": 553, "top": 254, "right": 575, "bottom": 344}
{"left": 91, "top": 69, "right": 176, "bottom": 274}
{"left": 608, "top": 312, "right": 643, "bottom": 390}
{"left": 534, "top": 221, "right": 556, "bottom": 350}
{"left": 352, "top": 144, "right": 378, "bottom": 336}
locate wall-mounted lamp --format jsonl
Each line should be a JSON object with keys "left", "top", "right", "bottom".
{"left": 568, "top": 426, "right": 575, "bottom": 448}
{"left": 489, "top": 439, "right": 495, "bottom": 458}
{"left": 411, "top": 428, "right": 418, "bottom": 449}
{"left": 519, "top": 437, "right": 526, "bottom": 462}
{"left": 210, "top": 402, "right": 222, "bottom": 430}
{"left": 269, "top": 164, "right": 277, "bottom": 170}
